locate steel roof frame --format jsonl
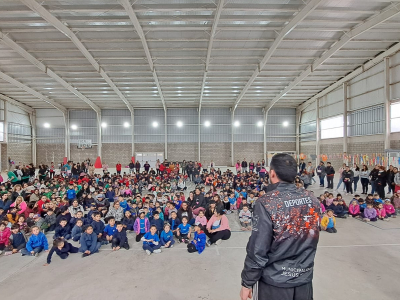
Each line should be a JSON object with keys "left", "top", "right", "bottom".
{"left": 232, "top": 0, "right": 323, "bottom": 111}
{"left": 119, "top": 0, "right": 166, "bottom": 111}
{"left": 266, "top": 1, "right": 400, "bottom": 112}
{"left": 20, "top": 0, "right": 133, "bottom": 113}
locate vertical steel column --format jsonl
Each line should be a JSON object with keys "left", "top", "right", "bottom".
{"left": 30, "top": 110, "right": 37, "bottom": 166}
{"left": 231, "top": 109, "right": 234, "bottom": 167}
{"left": 384, "top": 57, "right": 391, "bottom": 150}
{"left": 131, "top": 109, "right": 135, "bottom": 157}
{"left": 4, "top": 101, "right": 8, "bottom": 143}
{"left": 316, "top": 99, "right": 320, "bottom": 166}
{"left": 96, "top": 111, "right": 102, "bottom": 157}
{"left": 295, "top": 108, "right": 301, "bottom": 158}
{"left": 343, "top": 82, "right": 348, "bottom": 154}
{"left": 164, "top": 110, "right": 168, "bottom": 159}
{"left": 198, "top": 108, "right": 201, "bottom": 161}
{"left": 263, "top": 108, "right": 268, "bottom": 164}
{"left": 63, "top": 110, "right": 70, "bottom": 159}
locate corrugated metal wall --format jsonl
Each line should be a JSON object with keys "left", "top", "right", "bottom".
{"left": 36, "top": 108, "right": 64, "bottom": 144}
{"left": 101, "top": 109, "right": 132, "bottom": 143}
{"left": 390, "top": 52, "right": 400, "bottom": 101}
{"left": 200, "top": 107, "right": 231, "bottom": 143}
{"left": 134, "top": 109, "right": 165, "bottom": 143}
{"left": 234, "top": 107, "right": 263, "bottom": 142}
{"left": 69, "top": 110, "right": 97, "bottom": 144}
{"left": 267, "top": 107, "right": 296, "bottom": 142}
{"left": 7, "top": 102, "right": 31, "bottom": 143}
{"left": 348, "top": 105, "right": 384, "bottom": 137}
{"left": 167, "top": 108, "right": 198, "bottom": 143}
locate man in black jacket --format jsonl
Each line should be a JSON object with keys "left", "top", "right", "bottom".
{"left": 325, "top": 162, "right": 335, "bottom": 189}
{"left": 240, "top": 154, "right": 320, "bottom": 300}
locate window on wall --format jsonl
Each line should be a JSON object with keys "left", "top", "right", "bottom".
{"left": 320, "top": 115, "right": 344, "bottom": 139}
{"left": 0, "top": 121, "right": 3, "bottom": 142}
{"left": 391, "top": 102, "right": 400, "bottom": 133}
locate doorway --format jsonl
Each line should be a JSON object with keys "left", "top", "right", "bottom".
{"left": 135, "top": 152, "right": 164, "bottom": 169}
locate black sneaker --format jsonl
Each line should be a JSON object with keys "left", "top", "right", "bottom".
{"left": 82, "top": 253, "right": 89, "bottom": 258}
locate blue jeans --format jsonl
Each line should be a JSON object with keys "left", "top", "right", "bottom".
{"left": 371, "top": 181, "right": 376, "bottom": 194}
{"left": 72, "top": 234, "right": 81, "bottom": 242}
{"left": 143, "top": 243, "right": 161, "bottom": 253}
{"left": 53, "top": 234, "right": 72, "bottom": 240}
{"left": 79, "top": 242, "right": 101, "bottom": 254}
{"left": 21, "top": 246, "right": 43, "bottom": 256}
{"left": 353, "top": 177, "right": 359, "bottom": 192}
{"left": 319, "top": 175, "right": 325, "bottom": 186}
{"left": 336, "top": 178, "right": 344, "bottom": 190}
{"left": 160, "top": 238, "right": 175, "bottom": 248}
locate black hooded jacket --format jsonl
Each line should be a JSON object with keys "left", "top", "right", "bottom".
{"left": 241, "top": 182, "right": 320, "bottom": 289}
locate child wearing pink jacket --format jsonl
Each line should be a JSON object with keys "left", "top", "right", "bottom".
{"left": 375, "top": 203, "right": 388, "bottom": 221}
{"left": 348, "top": 200, "right": 360, "bottom": 218}
{"left": 384, "top": 199, "right": 396, "bottom": 218}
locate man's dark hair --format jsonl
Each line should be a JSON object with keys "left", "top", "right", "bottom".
{"left": 270, "top": 154, "right": 297, "bottom": 183}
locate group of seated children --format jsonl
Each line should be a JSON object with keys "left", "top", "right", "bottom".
{"left": 319, "top": 192, "right": 399, "bottom": 233}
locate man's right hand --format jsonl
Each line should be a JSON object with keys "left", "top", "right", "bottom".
{"left": 240, "top": 286, "right": 252, "bottom": 300}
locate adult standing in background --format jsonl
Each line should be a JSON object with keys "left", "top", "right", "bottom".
{"left": 116, "top": 161, "right": 122, "bottom": 175}
{"left": 240, "top": 154, "right": 319, "bottom": 300}
{"left": 360, "top": 165, "right": 369, "bottom": 194}
{"left": 182, "top": 160, "right": 187, "bottom": 175}
{"left": 325, "top": 162, "right": 335, "bottom": 189}
{"left": 241, "top": 159, "right": 248, "bottom": 173}
{"left": 298, "top": 160, "right": 306, "bottom": 174}
{"left": 352, "top": 164, "right": 360, "bottom": 193}
{"left": 306, "top": 161, "right": 315, "bottom": 185}
{"left": 369, "top": 165, "right": 379, "bottom": 194}
{"left": 336, "top": 163, "right": 346, "bottom": 191}
{"left": 387, "top": 165, "right": 394, "bottom": 194}
{"left": 129, "top": 161, "right": 135, "bottom": 175}
{"left": 144, "top": 161, "right": 150, "bottom": 173}
{"left": 316, "top": 161, "right": 326, "bottom": 187}
{"left": 135, "top": 161, "right": 141, "bottom": 173}
{"left": 342, "top": 166, "right": 354, "bottom": 195}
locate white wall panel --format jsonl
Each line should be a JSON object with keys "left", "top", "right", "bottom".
{"left": 69, "top": 110, "right": 97, "bottom": 144}
{"left": 101, "top": 109, "right": 132, "bottom": 144}
{"left": 200, "top": 108, "right": 231, "bottom": 143}
{"left": 134, "top": 109, "right": 165, "bottom": 143}
{"left": 234, "top": 107, "right": 263, "bottom": 142}
{"left": 167, "top": 108, "right": 198, "bottom": 143}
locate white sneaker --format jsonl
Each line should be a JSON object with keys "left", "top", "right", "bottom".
{"left": 170, "top": 245, "right": 174, "bottom": 248}
{"left": 145, "top": 250, "right": 151, "bottom": 256}
{"left": 215, "top": 239, "right": 222, "bottom": 246}
{"left": 153, "top": 249, "right": 162, "bottom": 254}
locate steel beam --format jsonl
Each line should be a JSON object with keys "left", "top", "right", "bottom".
{"left": 0, "top": 94, "right": 34, "bottom": 114}
{"left": 298, "top": 41, "right": 400, "bottom": 112}
{"left": 269, "top": 2, "right": 400, "bottom": 112}
{"left": 21, "top": 0, "right": 134, "bottom": 113}
{"left": 30, "top": 111, "right": 37, "bottom": 166}
{"left": 0, "top": 71, "right": 66, "bottom": 113}
{"left": 0, "top": 31, "right": 100, "bottom": 113}
{"left": 119, "top": 0, "right": 166, "bottom": 111}
{"left": 199, "top": 0, "right": 225, "bottom": 111}
{"left": 232, "top": 0, "right": 322, "bottom": 111}
{"left": 343, "top": 82, "right": 348, "bottom": 153}
{"left": 384, "top": 57, "right": 391, "bottom": 150}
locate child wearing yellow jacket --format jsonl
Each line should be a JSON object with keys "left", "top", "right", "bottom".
{"left": 321, "top": 209, "right": 337, "bottom": 233}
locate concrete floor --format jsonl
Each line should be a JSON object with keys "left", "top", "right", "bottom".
{"left": 1, "top": 177, "right": 400, "bottom": 300}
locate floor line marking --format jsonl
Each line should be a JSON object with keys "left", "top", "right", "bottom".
{"left": 215, "top": 246, "right": 220, "bottom": 256}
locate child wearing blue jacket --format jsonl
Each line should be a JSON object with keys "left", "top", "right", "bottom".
{"left": 53, "top": 218, "right": 72, "bottom": 240}
{"left": 160, "top": 223, "right": 175, "bottom": 248}
{"left": 187, "top": 224, "right": 207, "bottom": 254}
{"left": 21, "top": 226, "right": 49, "bottom": 256}
{"left": 142, "top": 225, "right": 161, "bottom": 255}
{"left": 79, "top": 225, "right": 101, "bottom": 257}
{"left": 71, "top": 219, "right": 83, "bottom": 241}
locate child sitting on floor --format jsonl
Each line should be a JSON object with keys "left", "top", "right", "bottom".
{"left": 112, "top": 222, "right": 129, "bottom": 251}
{"left": 321, "top": 209, "right": 337, "bottom": 233}
{"left": 71, "top": 219, "right": 83, "bottom": 241}
{"left": 122, "top": 210, "right": 135, "bottom": 231}
{"left": 384, "top": 199, "right": 396, "bottom": 218}
{"left": 239, "top": 205, "right": 252, "bottom": 231}
{"left": 53, "top": 218, "right": 71, "bottom": 240}
{"left": 103, "top": 217, "right": 117, "bottom": 243}
{"left": 7, "top": 224, "right": 26, "bottom": 255}
{"left": 134, "top": 212, "right": 150, "bottom": 242}
{"left": 176, "top": 216, "right": 191, "bottom": 244}
{"left": 375, "top": 203, "right": 388, "bottom": 221}
{"left": 160, "top": 223, "right": 174, "bottom": 249}
{"left": 195, "top": 210, "right": 207, "bottom": 227}
{"left": 392, "top": 193, "right": 400, "bottom": 214}
{"left": 363, "top": 202, "right": 377, "bottom": 222}
{"left": 187, "top": 223, "right": 207, "bottom": 254}
{"left": 21, "top": 225, "right": 49, "bottom": 256}
{"left": 79, "top": 225, "right": 101, "bottom": 258}
{"left": 150, "top": 211, "right": 163, "bottom": 237}
{"left": 348, "top": 200, "right": 360, "bottom": 218}
{"left": 0, "top": 222, "right": 11, "bottom": 254}
{"left": 142, "top": 225, "right": 161, "bottom": 255}
{"left": 44, "top": 238, "right": 79, "bottom": 265}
